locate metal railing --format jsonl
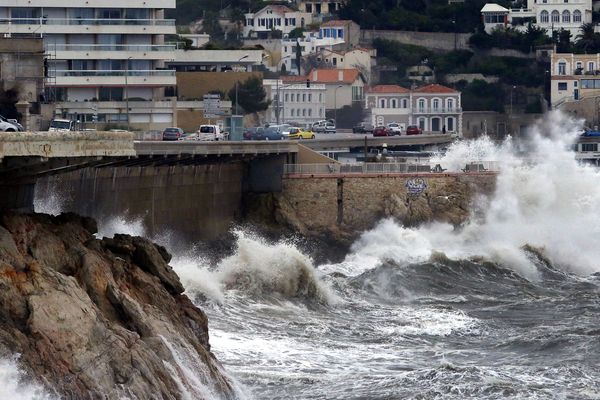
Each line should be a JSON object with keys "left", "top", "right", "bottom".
{"left": 49, "top": 70, "right": 175, "bottom": 77}
{"left": 284, "top": 161, "right": 499, "bottom": 175}
{"left": 413, "top": 107, "right": 462, "bottom": 114}
{"left": 0, "top": 18, "right": 175, "bottom": 26}
{"left": 46, "top": 44, "right": 176, "bottom": 52}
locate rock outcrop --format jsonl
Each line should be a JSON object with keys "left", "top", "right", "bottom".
{"left": 0, "top": 212, "right": 235, "bottom": 400}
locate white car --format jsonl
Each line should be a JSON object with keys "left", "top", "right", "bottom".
{"left": 387, "top": 123, "right": 402, "bottom": 136}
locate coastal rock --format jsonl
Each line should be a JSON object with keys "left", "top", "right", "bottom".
{"left": 0, "top": 212, "right": 235, "bottom": 400}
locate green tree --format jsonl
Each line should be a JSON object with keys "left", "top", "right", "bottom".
{"left": 288, "top": 27, "right": 305, "bottom": 39}
{"left": 227, "top": 77, "right": 270, "bottom": 114}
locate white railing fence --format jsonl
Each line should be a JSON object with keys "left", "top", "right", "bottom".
{"left": 284, "top": 162, "right": 499, "bottom": 175}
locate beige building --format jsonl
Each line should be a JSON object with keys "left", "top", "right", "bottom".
{"left": 297, "top": 1, "right": 344, "bottom": 17}
{"left": 318, "top": 48, "right": 374, "bottom": 83}
{"left": 550, "top": 52, "right": 600, "bottom": 108}
{"left": 284, "top": 68, "right": 366, "bottom": 110}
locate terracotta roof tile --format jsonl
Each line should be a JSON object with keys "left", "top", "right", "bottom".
{"left": 413, "top": 84, "right": 458, "bottom": 93}
{"left": 368, "top": 85, "right": 410, "bottom": 94}
{"left": 308, "top": 68, "right": 363, "bottom": 84}
{"left": 320, "top": 20, "right": 353, "bottom": 27}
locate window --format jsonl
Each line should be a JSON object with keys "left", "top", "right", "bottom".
{"left": 558, "top": 82, "right": 568, "bottom": 90}
{"left": 447, "top": 98, "right": 454, "bottom": 110}
{"left": 319, "top": 93, "right": 322, "bottom": 102}
{"left": 433, "top": 99, "right": 440, "bottom": 111}
{"left": 308, "top": 93, "right": 312, "bottom": 102}
{"left": 540, "top": 10, "right": 549, "bottom": 23}
{"left": 576, "top": 61, "right": 583, "bottom": 71}
{"left": 484, "top": 14, "right": 505, "bottom": 23}
{"left": 285, "top": 93, "right": 289, "bottom": 102}
{"left": 447, "top": 117, "right": 455, "bottom": 132}
{"left": 99, "top": 87, "right": 123, "bottom": 101}
{"left": 558, "top": 61, "right": 566, "bottom": 75}
{"left": 302, "top": 93, "right": 306, "bottom": 102}
{"left": 308, "top": 109, "right": 312, "bottom": 116}
{"left": 291, "top": 109, "right": 295, "bottom": 116}
{"left": 302, "top": 109, "right": 306, "bottom": 116}
{"left": 573, "top": 10, "right": 581, "bottom": 22}
{"left": 418, "top": 98, "right": 425, "bottom": 111}
{"left": 589, "top": 61, "right": 595, "bottom": 72}
{"left": 582, "top": 143, "right": 598, "bottom": 152}
{"left": 402, "top": 98, "right": 408, "bottom": 108}
{"left": 551, "top": 10, "right": 560, "bottom": 23}
{"left": 99, "top": 9, "right": 122, "bottom": 19}
{"left": 338, "top": 29, "right": 344, "bottom": 38}
{"left": 562, "top": 10, "right": 570, "bottom": 22}
{"left": 391, "top": 99, "right": 397, "bottom": 108}
{"left": 380, "top": 98, "right": 386, "bottom": 108}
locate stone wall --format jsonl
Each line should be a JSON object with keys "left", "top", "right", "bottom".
{"left": 361, "top": 30, "right": 472, "bottom": 51}
{"left": 267, "top": 173, "right": 497, "bottom": 240}
{"left": 36, "top": 163, "right": 245, "bottom": 241}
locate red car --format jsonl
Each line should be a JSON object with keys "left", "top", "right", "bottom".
{"left": 372, "top": 126, "right": 391, "bottom": 137}
{"left": 406, "top": 125, "right": 423, "bottom": 135}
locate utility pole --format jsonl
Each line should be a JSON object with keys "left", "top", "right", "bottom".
{"left": 125, "top": 56, "right": 132, "bottom": 131}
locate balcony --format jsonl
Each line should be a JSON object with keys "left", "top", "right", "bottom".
{"left": 413, "top": 107, "right": 462, "bottom": 114}
{"left": 46, "top": 44, "right": 176, "bottom": 60}
{"left": 47, "top": 70, "right": 176, "bottom": 86}
{"left": 0, "top": 18, "right": 176, "bottom": 35}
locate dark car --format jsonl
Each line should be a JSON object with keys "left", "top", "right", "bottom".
{"left": 406, "top": 125, "right": 423, "bottom": 135}
{"left": 243, "top": 127, "right": 257, "bottom": 140}
{"left": 262, "top": 127, "right": 284, "bottom": 140}
{"left": 373, "top": 126, "right": 391, "bottom": 137}
{"left": 353, "top": 123, "right": 373, "bottom": 134}
{"left": 162, "top": 127, "right": 184, "bottom": 141}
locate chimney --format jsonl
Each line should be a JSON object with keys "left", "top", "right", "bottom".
{"left": 312, "top": 70, "right": 318, "bottom": 81}
{"left": 338, "top": 70, "right": 343, "bottom": 81}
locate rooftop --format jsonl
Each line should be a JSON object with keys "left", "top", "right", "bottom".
{"left": 320, "top": 20, "right": 354, "bottom": 27}
{"left": 413, "top": 84, "right": 458, "bottom": 93}
{"left": 481, "top": 3, "right": 509, "bottom": 13}
{"left": 368, "top": 85, "right": 410, "bottom": 94}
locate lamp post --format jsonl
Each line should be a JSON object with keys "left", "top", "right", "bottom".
{"left": 125, "top": 56, "right": 132, "bottom": 131}
{"left": 234, "top": 54, "right": 249, "bottom": 116}
{"left": 334, "top": 84, "right": 342, "bottom": 124}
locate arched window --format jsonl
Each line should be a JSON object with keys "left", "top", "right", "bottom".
{"left": 446, "top": 117, "right": 455, "bottom": 132}
{"left": 391, "top": 99, "right": 397, "bottom": 108}
{"left": 562, "top": 10, "right": 570, "bottom": 23}
{"left": 551, "top": 10, "right": 560, "bottom": 23}
{"left": 291, "top": 109, "right": 295, "bottom": 116}
{"left": 540, "top": 10, "right": 549, "bottom": 23}
{"left": 380, "top": 98, "right": 386, "bottom": 108}
{"left": 402, "top": 98, "right": 408, "bottom": 108}
{"left": 418, "top": 98, "right": 425, "bottom": 111}
{"left": 447, "top": 98, "right": 454, "bottom": 111}
{"left": 573, "top": 9, "right": 581, "bottom": 22}
{"left": 418, "top": 117, "right": 426, "bottom": 130}
{"left": 433, "top": 98, "right": 440, "bottom": 111}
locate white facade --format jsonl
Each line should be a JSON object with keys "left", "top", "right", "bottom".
{"left": 280, "top": 31, "right": 345, "bottom": 74}
{"left": 263, "top": 79, "right": 326, "bottom": 126}
{"left": 481, "top": 0, "right": 592, "bottom": 37}
{"left": 243, "top": 5, "right": 312, "bottom": 38}
{"left": 0, "top": 0, "right": 177, "bottom": 128}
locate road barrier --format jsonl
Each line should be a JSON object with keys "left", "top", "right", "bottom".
{"left": 284, "top": 161, "right": 499, "bottom": 175}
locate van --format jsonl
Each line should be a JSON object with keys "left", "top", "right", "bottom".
{"left": 181, "top": 124, "right": 227, "bottom": 141}
{"left": 48, "top": 119, "right": 75, "bottom": 132}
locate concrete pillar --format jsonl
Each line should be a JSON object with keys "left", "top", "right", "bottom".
{"left": 16, "top": 100, "right": 30, "bottom": 131}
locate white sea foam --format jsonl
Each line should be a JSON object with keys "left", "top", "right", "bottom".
{"left": 0, "top": 357, "right": 56, "bottom": 400}
{"left": 339, "top": 111, "right": 600, "bottom": 279}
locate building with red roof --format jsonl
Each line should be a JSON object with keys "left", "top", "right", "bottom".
{"left": 366, "top": 83, "right": 462, "bottom": 136}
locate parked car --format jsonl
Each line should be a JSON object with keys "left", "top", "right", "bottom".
{"left": 406, "top": 125, "right": 423, "bottom": 135}
{"left": 387, "top": 122, "right": 402, "bottom": 135}
{"left": 48, "top": 118, "right": 75, "bottom": 132}
{"left": 312, "top": 120, "right": 327, "bottom": 133}
{"left": 353, "top": 123, "right": 374, "bottom": 134}
{"left": 324, "top": 122, "right": 336, "bottom": 134}
{"left": 287, "top": 127, "right": 315, "bottom": 140}
{"left": 262, "top": 127, "right": 284, "bottom": 140}
{"left": 0, "top": 115, "right": 23, "bottom": 131}
{"left": 373, "top": 126, "right": 391, "bottom": 137}
{"left": 162, "top": 127, "right": 184, "bottom": 141}
{"left": 243, "top": 127, "right": 257, "bottom": 140}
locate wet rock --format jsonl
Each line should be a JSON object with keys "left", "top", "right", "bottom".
{"left": 0, "top": 212, "right": 234, "bottom": 400}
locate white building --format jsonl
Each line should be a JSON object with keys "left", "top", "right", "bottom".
{"left": 243, "top": 5, "right": 312, "bottom": 39}
{"left": 366, "top": 84, "right": 463, "bottom": 136}
{"left": 0, "top": 0, "right": 177, "bottom": 129}
{"left": 167, "top": 49, "right": 266, "bottom": 72}
{"left": 263, "top": 79, "right": 326, "bottom": 126}
{"left": 280, "top": 31, "right": 345, "bottom": 74}
{"left": 481, "top": 0, "right": 592, "bottom": 37}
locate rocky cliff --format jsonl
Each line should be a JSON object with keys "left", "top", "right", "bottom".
{"left": 0, "top": 212, "right": 235, "bottom": 400}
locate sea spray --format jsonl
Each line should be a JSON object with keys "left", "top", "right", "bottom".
{"left": 0, "top": 357, "right": 56, "bottom": 400}
{"left": 342, "top": 111, "right": 600, "bottom": 278}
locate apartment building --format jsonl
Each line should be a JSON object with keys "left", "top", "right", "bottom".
{"left": 550, "top": 52, "right": 600, "bottom": 107}
{"left": 263, "top": 78, "right": 326, "bottom": 126}
{"left": 0, "top": 0, "right": 177, "bottom": 129}
{"left": 366, "top": 84, "right": 462, "bottom": 135}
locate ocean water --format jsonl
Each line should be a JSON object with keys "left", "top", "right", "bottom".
{"left": 21, "top": 111, "right": 600, "bottom": 399}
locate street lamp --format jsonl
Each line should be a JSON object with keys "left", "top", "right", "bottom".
{"left": 125, "top": 56, "right": 132, "bottom": 131}
{"left": 234, "top": 54, "right": 249, "bottom": 115}
{"left": 334, "top": 84, "right": 343, "bottom": 124}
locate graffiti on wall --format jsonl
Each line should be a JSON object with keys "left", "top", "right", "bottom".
{"left": 405, "top": 177, "right": 427, "bottom": 198}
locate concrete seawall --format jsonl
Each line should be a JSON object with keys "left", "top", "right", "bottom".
{"left": 36, "top": 163, "right": 245, "bottom": 241}
{"left": 246, "top": 173, "right": 497, "bottom": 241}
